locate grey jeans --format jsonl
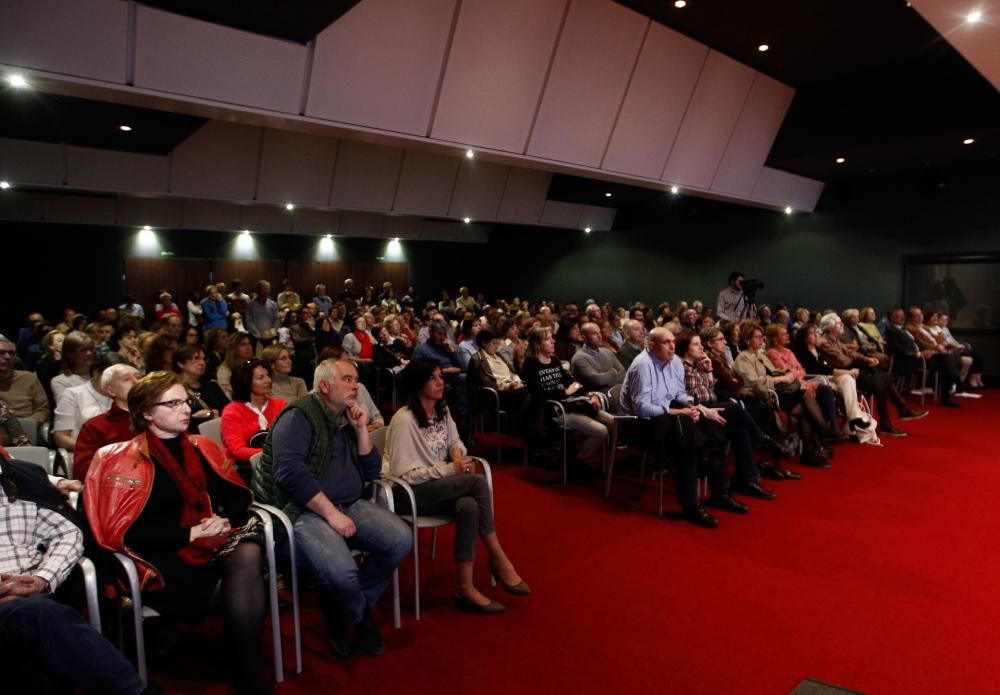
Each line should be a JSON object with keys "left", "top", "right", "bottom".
{"left": 393, "top": 474, "right": 494, "bottom": 562}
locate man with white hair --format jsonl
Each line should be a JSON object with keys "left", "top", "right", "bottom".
{"left": 816, "top": 312, "right": 926, "bottom": 438}
{"left": 52, "top": 353, "right": 129, "bottom": 451}
{"left": 254, "top": 359, "right": 411, "bottom": 659}
{"left": 71, "top": 362, "right": 141, "bottom": 481}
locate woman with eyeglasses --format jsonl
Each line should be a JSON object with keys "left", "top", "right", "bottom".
{"left": 220, "top": 359, "right": 285, "bottom": 482}
{"left": 85, "top": 371, "right": 270, "bottom": 694}
{"left": 175, "top": 343, "right": 230, "bottom": 429}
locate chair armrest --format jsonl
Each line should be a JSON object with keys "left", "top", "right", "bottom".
{"left": 370, "top": 478, "right": 396, "bottom": 513}
{"left": 379, "top": 474, "right": 417, "bottom": 516}
{"left": 545, "top": 400, "right": 566, "bottom": 418}
{"left": 112, "top": 552, "right": 141, "bottom": 599}
{"left": 77, "top": 555, "right": 101, "bottom": 631}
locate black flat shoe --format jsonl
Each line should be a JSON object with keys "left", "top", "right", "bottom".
{"left": 705, "top": 495, "right": 749, "bottom": 515}
{"left": 761, "top": 436, "right": 795, "bottom": 459}
{"left": 757, "top": 460, "right": 786, "bottom": 481}
{"left": 454, "top": 591, "right": 506, "bottom": 614}
{"left": 779, "top": 467, "right": 802, "bottom": 480}
{"left": 682, "top": 505, "right": 720, "bottom": 528}
{"left": 800, "top": 455, "right": 832, "bottom": 468}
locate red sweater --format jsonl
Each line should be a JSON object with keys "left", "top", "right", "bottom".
{"left": 220, "top": 397, "right": 285, "bottom": 462}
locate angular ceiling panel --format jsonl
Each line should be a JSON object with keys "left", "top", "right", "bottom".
{"left": 448, "top": 159, "right": 510, "bottom": 220}
{"left": 527, "top": 0, "right": 648, "bottom": 166}
{"left": 661, "top": 50, "right": 755, "bottom": 189}
{"left": 307, "top": 0, "right": 457, "bottom": 135}
{"left": 256, "top": 129, "right": 338, "bottom": 207}
{"left": 329, "top": 140, "right": 404, "bottom": 211}
{"left": 602, "top": 22, "right": 707, "bottom": 179}
{"left": 393, "top": 149, "right": 461, "bottom": 216}
{"left": 497, "top": 168, "right": 551, "bottom": 223}
{"left": 0, "top": 138, "right": 65, "bottom": 186}
{"left": 135, "top": 6, "right": 306, "bottom": 114}
{"left": 431, "top": 0, "right": 567, "bottom": 152}
{"left": 0, "top": 0, "right": 127, "bottom": 83}
{"left": 181, "top": 199, "right": 242, "bottom": 230}
{"left": 170, "top": 121, "right": 261, "bottom": 201}
{"left": 711, "top": 73, "right": 795, "bottom": 197}
{"left": 540, "top": 199, "right": 583, "bottom": 227}
{"left": 67, "top": 146, "right": 170, "bottom": 194}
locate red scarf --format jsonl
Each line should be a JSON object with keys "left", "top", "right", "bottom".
{"left": 354, "top": 329, "right": 373, "bottom": 359}
{"left": 146, "top": 434, "right": 215, "bottom": 566}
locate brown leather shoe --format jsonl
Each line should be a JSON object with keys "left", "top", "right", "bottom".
{"left": 454, "top": 591, "right": 506, "bottom": 614}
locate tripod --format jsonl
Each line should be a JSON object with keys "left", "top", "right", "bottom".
{"left": 736, "top": 291, "right": 759, "bottom": 320}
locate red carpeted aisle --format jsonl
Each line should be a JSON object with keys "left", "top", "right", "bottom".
{"left": 157, "top": 395, "right": 1000, "bottom": 694}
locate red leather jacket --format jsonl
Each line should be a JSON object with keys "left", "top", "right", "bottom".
{"left": 84, "top": 432, "right": 251, "bottom": 592}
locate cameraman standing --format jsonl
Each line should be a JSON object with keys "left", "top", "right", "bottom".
{"left": 716, "top": 271, "right": 747, "bottom": 322}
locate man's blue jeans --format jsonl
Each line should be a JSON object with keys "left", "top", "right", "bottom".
{"left": 294, "top": 499, "right": 412, "bottom": 625}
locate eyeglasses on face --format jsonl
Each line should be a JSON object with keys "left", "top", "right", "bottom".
{"left": 152, "top": 397, "right": 195, "bottom": 410}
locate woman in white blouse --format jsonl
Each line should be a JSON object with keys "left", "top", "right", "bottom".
{"left": 384, "top": 358, "right": 529, "bottom": 615}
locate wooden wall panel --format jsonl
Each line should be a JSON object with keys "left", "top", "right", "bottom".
{"left": 210, "top": 260, "right": 287, "bottom": 295}
{"left": 285, "top": 261, "right": 351, "bottom": 302}
{"left": 123, "top": 258, "right": 212, "bottom": 318}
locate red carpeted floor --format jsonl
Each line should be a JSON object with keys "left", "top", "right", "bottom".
{"left": 156, "top": 394, "right": 999, "bottom": 694}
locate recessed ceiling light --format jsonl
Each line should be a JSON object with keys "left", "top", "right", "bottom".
{"left": 604, "top": 192, "right": 612, "bottom": 198}
{"left": 836, "top": 157, "right": 846, "bottom": 164}
{"left": 324, "top": 234, "right": 332, "bottom": 239}
{"left": 465, "top": 149, "right": 475, "bottom": 159}
{"left": 463, "top": 217, "right": 471, "bottom": 224}
{"left": 670, "top": 185, "right": 679, "bottom": 194}
{"left": 784, "top": 206, "right": 793, "bottom": 214}
{"left": 967, "top": 9, "right": 982, "bottom": 23}
{"left": 584, "top": 227, "right": 592, "bottom": 233}
{"left": 285, "top": 203, "right": 295, "bottom": 210}
{"left": 240, "top": 229, "right": 250, "bottom": 236}
{"left": 142, "top": 225, "right": 151, "bottom": 231}
{"left": 963, "top": 137, "right": 975, "bottom": 145}
{"left": 0, "top": 181, "right": 10, "bottom": 190}
{"left": 5, "top": 73, "right": 29, "bottom": 89}
{"left": 758, "top": 44, "right": 769, "bottom": 52}
{"left": 674, "top": 0, "right": 687, "bottom": 7}
{"left": 119, "top": 124, "right": 132, "bottom": 132}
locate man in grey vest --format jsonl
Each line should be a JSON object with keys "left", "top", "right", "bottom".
{"left": 254, "top": 359, "right": 411, "bottom": 659}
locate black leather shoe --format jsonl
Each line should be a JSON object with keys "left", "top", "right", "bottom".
{"left": 733, "top": 481, "right": 777, "bottom": 500}
{"left": 878, "top": 425, "right": 908, "bottom": 437}
{"left": 454, "top": 591, "right": 506, "bottom": 614}
{"left": 779, "top": 467, "right": 802, "bottom": 480}
{"left": 800, "top": 454, "right": 832, "bottom": 468}
{"left": 761, "top": 436, "right": 795, "bottom": 459}
{"left": 899, "top": 409, "right": 929, "bottom": 420}
{"left": 327, "top": 624, "right": 352, "bottom": 660}
{"left": 353, "top": 605, "right": 385, "bottom": 656}
{"left": 758, "top": 460, "right": 786, "bottom": 481}
{"left": 682, "top": 505, "right": 720, "bottom": 528}
{"left": 705, "top": 494, "right": 749, "bottom": 514}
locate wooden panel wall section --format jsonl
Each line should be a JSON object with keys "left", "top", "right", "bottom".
{"left": 285, "top": 260, "right": 350, "bottom": 300}
{"left": 210, "top": 260, "right": 287, "bottom": 293}
{"left": 124, "top": 258, "right": 212, "bottom": 318}
{"left": 347, "top": 261, "right": 409, "bottom": 292}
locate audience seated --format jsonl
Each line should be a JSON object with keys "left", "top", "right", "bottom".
{"left": 52, "top": 353, "right": 129, "bottom": 451}
{"left": 262, "top": 345, "right": 308, "bottom": 402}
{"left": 71, "top": 363, "right": 139, "bottom": 481}
{"left": 0, "top": 334, "right": 49, "bottom": 446}
{"left": 253, "top": 358, "right": 411, "bottom": 659}
{"left": 220, "top": 359, "right": 285, "bottom": 477}
{"left": 85, "top": 371, "right": 270, "bottom": 694}
{"left": 51, "top": 331, "right": 96, "bottom": 405}
{"left": 217, "top": 332, "right": 255, "bottom": 399}
{"left": 467, "top": 328, "right": 528, "bottom": 435}
{"left": 385, "top": 359, "right": 529, "bottom": 614}
{"left": 616, "top": 319, "right": 646, "bottom": 370}
{"left": 571, "top": 322, "right": 625, "bottom": 394}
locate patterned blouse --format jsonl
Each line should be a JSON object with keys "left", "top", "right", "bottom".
{"left": 422, "top": 417, "right": 450, "bottom": 462}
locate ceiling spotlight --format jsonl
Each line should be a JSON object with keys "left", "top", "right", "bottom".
{"left": 604, "top": 192, "right": 612, "bottom": 198}
{"left": 5, "top": 73, "right": 29, "bottom": 89}
{"left": 835, "top": 157, "right": 846, "bottom": 164}
{"left": 963, "top": 137, "right": 975, "bottom": 145}
{"left": 758, "top": 44, "right": 769, "bottom": 52}
{"left": 119, "top": 124, "right": 132, "bottom": 132}
{"left": 670, "top": 185, "right": 679, "bottom": 195}
{"left": 0, "top": 181, "right": 10, "bottom": 190}
{"left": 784, "top": 206, "right": 793, "bottom": 214}
{"left": 967, "top": 9, "right": 982, "bottom": 23}
{"left": 463, "top": 217, "right": 471, "bottom": 224}
{"left": 240, "top": 229, "right": 250, "bottom": 236}
{"left": 285, "top": 203, "right": 294, "bottom": 210}
{"left": 674, "top": 0, "right": 686, "bottom": 7}
{"left": 142, "top": 225, "right": 151, "bottom": 231}
{"left": 465, "top": 149, "right": 475, "bottom": 159}
{"left": 584, "top": 227, "right": 592, "bottom": 234}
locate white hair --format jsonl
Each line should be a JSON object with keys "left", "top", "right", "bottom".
{"left": 312, "top": 357, "right": 356, "bottom": 391}
{"left": 819, "top": 312, "right": 841, "bottom": 333}
{"left": 100, "top": 363, "right": 138, "bottom": 391}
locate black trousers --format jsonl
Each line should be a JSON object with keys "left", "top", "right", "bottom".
{"left": 649, "top": 412, "right": 729, "bottom": 510}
